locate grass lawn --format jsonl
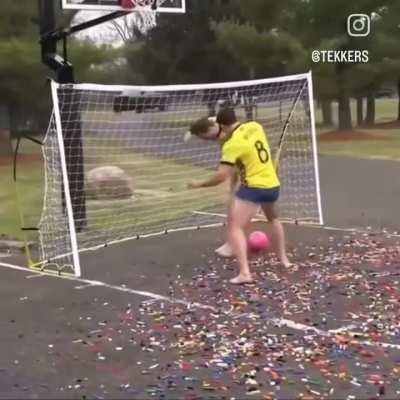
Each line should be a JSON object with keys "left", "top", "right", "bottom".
{"left": 318, "top": 128, "right": 400, "bottom": 161}
{"left": 0, "top": 163, "right": 22, "bottom": 240}
{"left": 315, "top": 99, "right": 400, "bottom": 161}
{"left": 315, "top": 98, "right": 399, "bottom": 126}
{"left": 0, "top": 140, "right": 43, "bottom": 241}
{"left": 1, "top": 98, "right": 399, "bottom": 242}
{"left": 79, "top": 141, "right": 227, "bottom": 247}
{"left": 1, "top": 137, "right": 226, "bottom": 243}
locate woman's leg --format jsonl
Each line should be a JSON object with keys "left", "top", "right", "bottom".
{"left": 216, "top": 195, "right": 258, "bottom": 258}
{"left": 228, "top": 197, "right": 260, "bottom": 284}
{"left": 215, "top": 194, "right": 235, "bottom": 257}
{"left": 261, "top": 202, "right": 290, "bottom": 267}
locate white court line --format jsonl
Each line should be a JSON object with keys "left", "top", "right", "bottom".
{"left": 1, "top": 260, "right": 400, "bottom": 350}
{"left": 26, "top": 274, "right": 45, "bottom": 279}
{"left": 0, "top": 261, "right": 215, "bottom": 311}
{"left": 192, "top": 211, "right": 400, "bottom": 238}
{"left": 75, "top": 283, "right": 98, "bottom": 290}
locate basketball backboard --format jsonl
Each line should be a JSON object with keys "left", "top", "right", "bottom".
{"left": 61, "top": 0, "right": 186, "bottom": 13}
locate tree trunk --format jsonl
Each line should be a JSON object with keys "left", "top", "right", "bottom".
{"left": 365, "top": 94, "right": 375, "bottom": 125}
{"left": 397, "top": 78, "right": 400, "bottom": 121}
{"left": 321, "top": 100, "right": 333, "bottom": 126}
{"left": 335, "top": 59, "right": 352, "bottom": 131}
{"left": 356, "top": 97, "right": 364, "bottom": 126}
{"left": 244, "top": 96, "right": 255, "bottom": 120}
{"left": 244, "top": 66, "right": 256, "bottom": 120}
{"left": 207, "top": 101, "right": 216, "bottom": 116}
{"left": 338, "top": 95, "right": 352, "bottom": 130}
{"left": 0, "top": 105, "right": 12, "bottom": 157}
{"left": 0, "top": 129, "right": 12, "bottom": 157}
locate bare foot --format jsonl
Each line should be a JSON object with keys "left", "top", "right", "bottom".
{"left": 215, "top": 243, "right": 234, "bottom": 258}
{"left": 279, "top": 257, "right": 292, "bottom": 268}
{"left": 229, "top": 274, "right": 254, "bottom": 285}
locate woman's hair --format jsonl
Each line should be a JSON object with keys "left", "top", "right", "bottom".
{"left": 190, "top": 117, "right": 216, "bottom": 138}
{"left": 216, "top": 108, "right": 237, "bottom": 126}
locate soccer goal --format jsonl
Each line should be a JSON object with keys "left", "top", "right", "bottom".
{"left": 38, "top": 72, "right": 323, "bottom": 276}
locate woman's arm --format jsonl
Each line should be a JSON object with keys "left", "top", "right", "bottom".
{"left": 188, "top": 164, "right": 234, "bottom": 189}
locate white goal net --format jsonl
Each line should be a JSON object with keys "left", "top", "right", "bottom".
{"left": 38, "top": 72, "right": 323, "bottom": 276}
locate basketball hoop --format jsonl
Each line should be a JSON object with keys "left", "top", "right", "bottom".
{"left": 120, "top": 0, "right": 166, "bottom": 32}
{"left": 120, "top": 0, "right": 159, "bottom": 10}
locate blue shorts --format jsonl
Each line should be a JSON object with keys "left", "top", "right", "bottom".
{"left": 235, "top": 186, "right": 280, "bottom": 204}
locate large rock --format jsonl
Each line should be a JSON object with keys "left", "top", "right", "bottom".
{"left": 87, "top": 166, "right": 133, "bottom": 200}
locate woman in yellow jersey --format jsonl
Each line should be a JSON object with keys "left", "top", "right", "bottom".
{"left": 188, "top": 108, "right": 290, "bottom": 284}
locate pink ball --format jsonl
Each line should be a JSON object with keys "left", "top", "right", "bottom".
{"left": 248, "top": 231, "right": 270, "bottom": 252}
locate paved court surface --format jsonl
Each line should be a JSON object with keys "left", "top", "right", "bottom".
{"left": 0, "top": 155, "right": 399, "bottom": 399}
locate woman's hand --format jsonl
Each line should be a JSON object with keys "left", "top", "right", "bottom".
{"left": 187, "top": 180, "right": 202, "bottom": 189}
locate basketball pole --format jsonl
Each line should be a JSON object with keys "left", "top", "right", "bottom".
{"left": 38, "top": 1, "right": 130, "bottom": 235}
{"left": 38, "top": 0, "right": 85, "bottom": 234}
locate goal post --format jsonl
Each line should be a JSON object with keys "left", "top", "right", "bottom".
{"left": 307, "top": 71, "right": 324, "bottom": 226}
{"left": 49, "top": 82, "right": 82, "bottom": 277}
{"left": 38, "top": 72, "right": 323, "bottom": 276}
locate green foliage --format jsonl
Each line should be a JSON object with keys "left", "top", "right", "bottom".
{"left": 0, "top": 2, "right": 121, "bottom": 136}
{"left": 68, "top": 40, "right": 121, "bottom": 83}
{"left": 1, "top": 0, "right": 400, "bottom": 132}
{"left": 0, "top": 38, "right": 49, "bottom": 134}
{"left": 212, "top": 20, "right": 307, "bottom": 77}
{"left": 122, "top": 0, "right": 246, "bottom": 84}
{"left": 119, "top": 0, "right": 400, "bottom": 128}
{"left": 0, "top": 0, "right": 38, "bottom": 39}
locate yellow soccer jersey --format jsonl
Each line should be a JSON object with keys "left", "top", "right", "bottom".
{"left": 220, "top": 121, "right": 280, "bottom": 189}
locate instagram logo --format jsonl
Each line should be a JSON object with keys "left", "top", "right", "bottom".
{"left": 347, "top": 14, "right": 371, "bottom": 37}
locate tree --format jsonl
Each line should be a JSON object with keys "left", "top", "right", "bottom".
{"left": 0, "top": 105, "right": 12, "bottom": 157}
{"left": 291, "top": 0, "right": 399, "bottom": 129}
{"left": 212, "top": 20, "right": 308, "bottom": 79}
{"left": 122, "top": 0, "right": 246, "bottom": 85}
{"left": 100, "top": 0, "right": 400, "bottom": 130}
{"left": 0, "top": 0, "right": 119, "bottom": 145}
{"left": 336, "top": 2, "right": 400, "bottom": 126}
{"left": 0, "top": 0, "right": 39, "bottom": 155}
{"left": 377, "top": 2, "right": 400, "bottom": 121}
